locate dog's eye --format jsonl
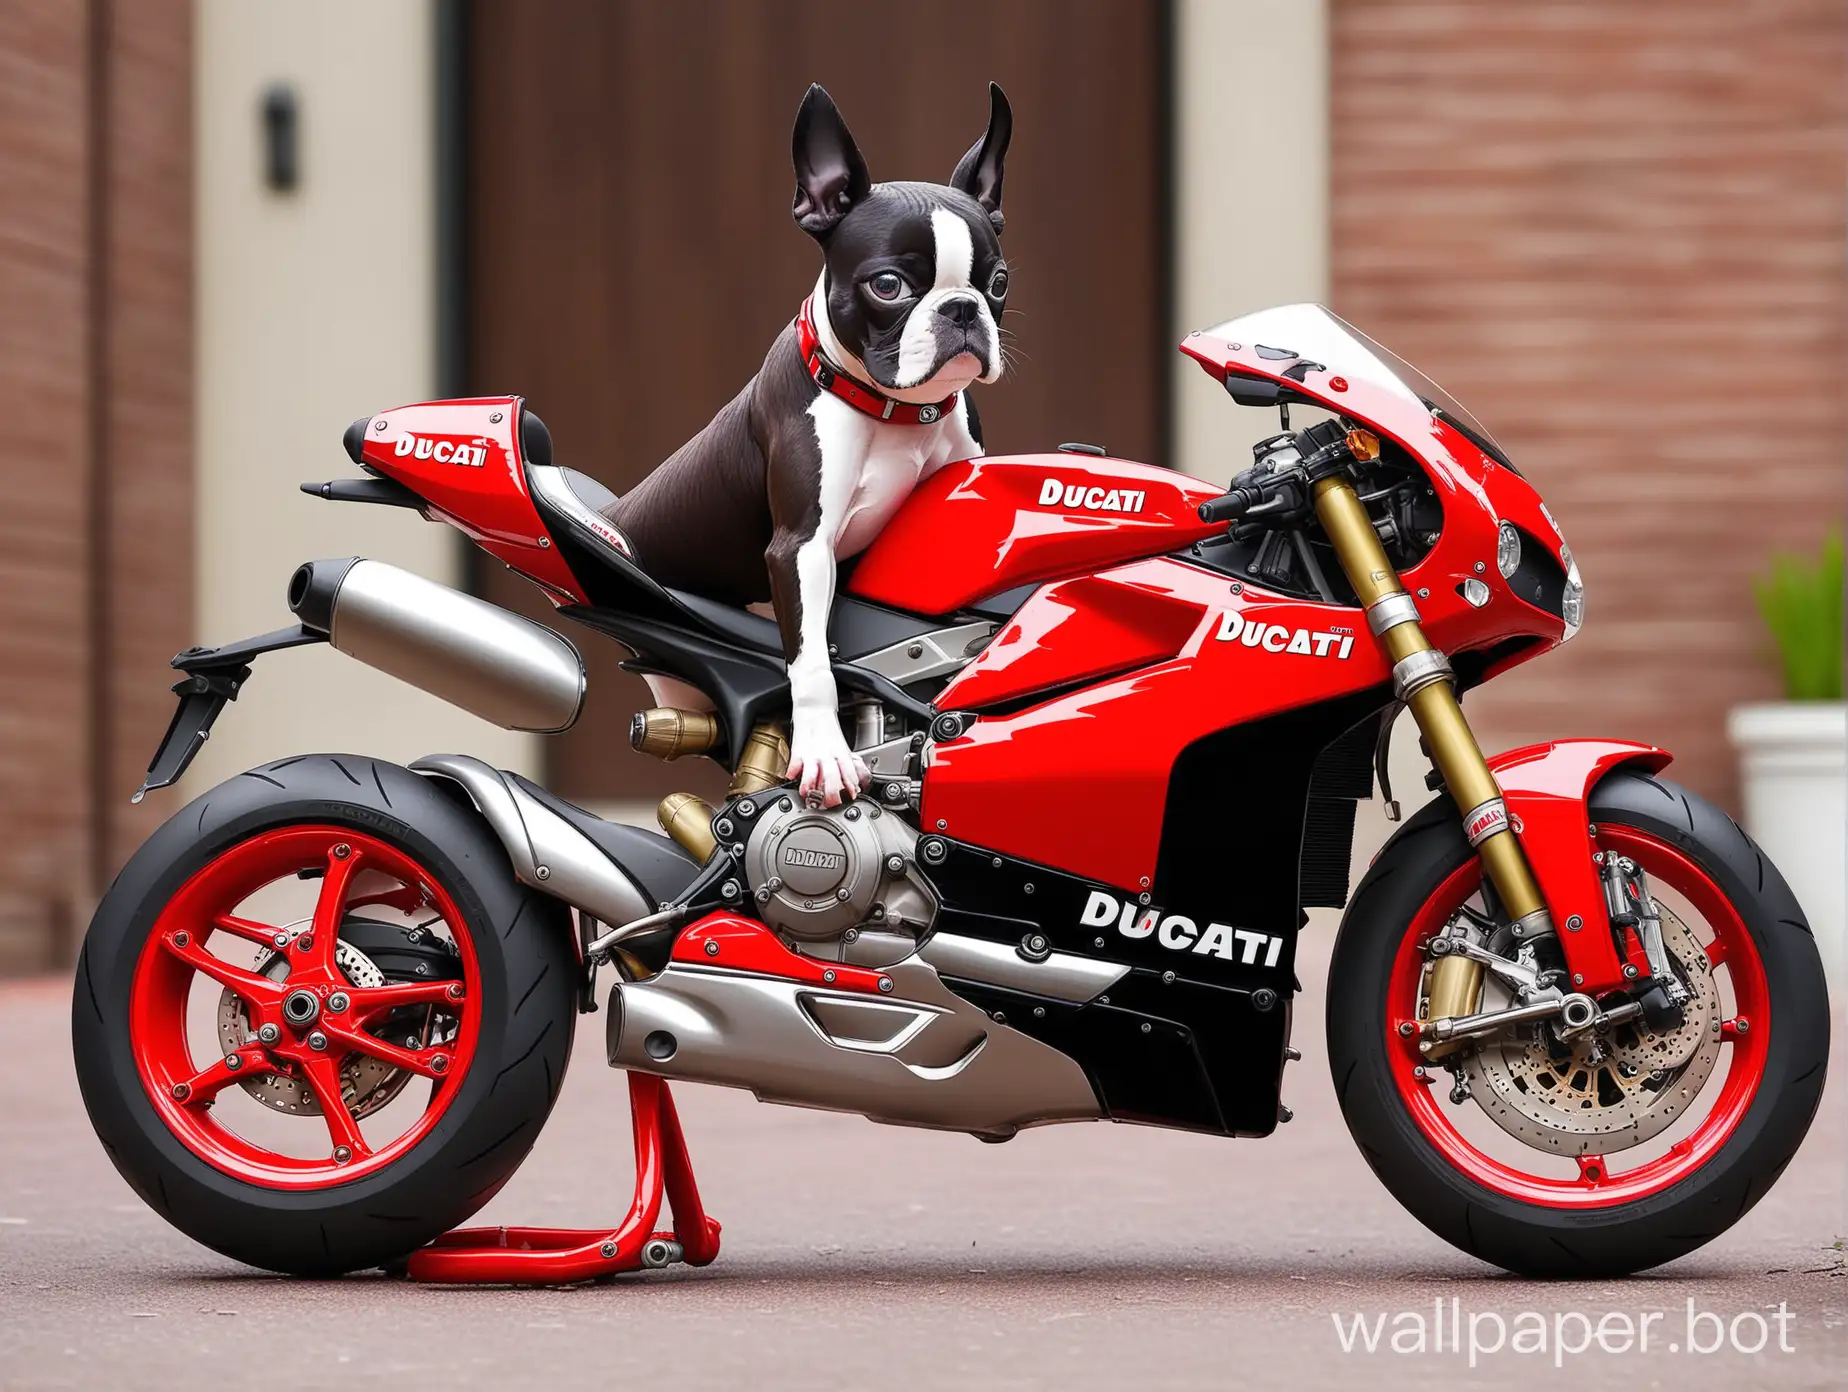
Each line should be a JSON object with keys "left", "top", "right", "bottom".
{"left": 867, "top": 272, "right": 907, "bottom": 302}
{"left": 987, "top": 266, "right": 1010, "bottom": 300}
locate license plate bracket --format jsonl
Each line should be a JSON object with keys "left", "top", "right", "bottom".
{"left": 135, "top": 623, "right": 326, "bottom": 801}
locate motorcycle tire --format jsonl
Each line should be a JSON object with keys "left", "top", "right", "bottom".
{"left": 1327, "top": 769, "right": 1830, "bottom": 1277}
{"left": 73, "top": 754, "right": 578, "bottom": 1277}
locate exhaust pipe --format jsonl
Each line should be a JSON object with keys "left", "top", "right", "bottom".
{"left": 605, "top": 956, "right": 1103, "bottom": 1135}
{"left": 289, "top": 557, "right": 585, "bottom": 733}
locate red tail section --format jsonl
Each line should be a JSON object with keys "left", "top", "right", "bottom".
{"left": 359, "top": 396, "right": 585, "bottom": 604}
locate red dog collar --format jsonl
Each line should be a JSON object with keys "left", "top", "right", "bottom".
{"left": 796, "top": 296, "right": 957, "bottom": 426}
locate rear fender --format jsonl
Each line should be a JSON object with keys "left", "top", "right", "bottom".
{"left": 410, "top": 754, "right": 654, "bottom": 955}
{"left": 1489, "top": 739, "right": 1673, "bottom": 993}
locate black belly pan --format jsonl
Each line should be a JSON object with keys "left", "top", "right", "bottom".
{"left": 926, "top": 840, "right": 1292, "bottom": 1137}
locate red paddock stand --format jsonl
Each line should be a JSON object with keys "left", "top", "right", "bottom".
{"left": 405, "top": 1071, "right": 721, "bottom": 1284}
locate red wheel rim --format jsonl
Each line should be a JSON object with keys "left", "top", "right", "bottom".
{"left": 128, "top": 825, "right": 481, "bottom": 1189}
{"left": 1385, "top": 824, "right": 1770, "bottom": 1208}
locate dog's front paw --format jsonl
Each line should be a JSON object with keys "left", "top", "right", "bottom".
{"left": 787, "top": 714, "right": 871, "bottom": 808}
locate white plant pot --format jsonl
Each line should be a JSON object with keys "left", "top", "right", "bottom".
{"left": 1727, "top": 702, "right": 1846, "bottom": 988}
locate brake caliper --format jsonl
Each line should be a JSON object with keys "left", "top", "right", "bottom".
{"left": 1597, "top": 852, "right": 1689, "bottom": 1031}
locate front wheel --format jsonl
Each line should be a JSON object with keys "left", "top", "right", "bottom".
{"left": 1327, "top": 771, "right": 1830, "bottom": 1276}
{"left": 73, "top": 755, "right": 579, "bottom": 1276}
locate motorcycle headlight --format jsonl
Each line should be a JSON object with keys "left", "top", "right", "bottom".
{"left": 1496, "top": 521, "right": 1522, "bottom": 578}
{"left": 1560, "top": 544, "right": 1584, "bottom": 639}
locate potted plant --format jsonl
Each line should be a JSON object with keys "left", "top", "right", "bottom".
{"left": 1727, "top": 532, "right": 1845, "bottom": 983}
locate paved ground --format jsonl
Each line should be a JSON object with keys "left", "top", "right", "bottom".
{"left": 3, "top": 923, "right": 1843, "bottom": 1392}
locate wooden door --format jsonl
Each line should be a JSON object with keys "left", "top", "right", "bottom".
{"left": 467, "top": 0, "right": 1171, "bottom": 803}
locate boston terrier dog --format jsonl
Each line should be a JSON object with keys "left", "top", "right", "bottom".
{"left": 601, "top": 84, "right": 1011, "bottom": 807}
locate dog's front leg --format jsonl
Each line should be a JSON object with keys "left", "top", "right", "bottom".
{"left": 766, "top": 525, "right": 869, "bottom": 807}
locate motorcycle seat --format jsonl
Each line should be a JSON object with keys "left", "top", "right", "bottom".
{"left": 550, "top": 465, "right": 976, "bottom": 664}
{"left": 528, "top": 464, "right": 785, "bottom": 655}
{"left": 523, "top": 442, "right": 948, "bottom": 672}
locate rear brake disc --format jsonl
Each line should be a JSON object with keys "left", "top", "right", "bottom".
{"left": 216, "top": 927, "right": 414, "bottom": 1120}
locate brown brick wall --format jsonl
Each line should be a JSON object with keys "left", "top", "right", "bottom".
{"left": 99, "top": 1, "right": 193, "bottom": 874}
{"left": 0, "top": 3, "right": 92, "bottom": 973}
{"left": 1331, "top": 0, "right": 1848, "bottom": 809}
{"left": 0, "top": 1, "right": 190, "bottom": 972}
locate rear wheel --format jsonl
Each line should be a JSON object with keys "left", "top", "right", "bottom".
{"left": 1328, "top": 771, "right": 1830, "bottom": 1276}
{"left": 73, "top": 755, "right": 578, "bottom": 1275}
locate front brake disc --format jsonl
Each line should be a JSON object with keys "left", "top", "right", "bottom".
{"left": 1461, "top": 901, "right": 1721, "bottom": 1155}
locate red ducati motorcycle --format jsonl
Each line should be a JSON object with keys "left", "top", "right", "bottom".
{"left": 74, "top": 306, "right": 1829, "bottom": 1280}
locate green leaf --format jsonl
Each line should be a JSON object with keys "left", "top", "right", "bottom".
{"left": 1752, "top": 531, "right": 1844, "bottom": 701}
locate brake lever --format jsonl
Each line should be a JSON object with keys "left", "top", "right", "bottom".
{"left": 1244, "top": 492, "right": 1298, "bottom": 519}
{"left": 1243, "top": 472, "right": 1312, "bottom": 523}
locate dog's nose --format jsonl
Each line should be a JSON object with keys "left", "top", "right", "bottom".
{"left": 938, "top": 296, "right": 980, "bottom": 329}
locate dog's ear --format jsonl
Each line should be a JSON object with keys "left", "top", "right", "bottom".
{"left": 949, "top": 83, "right": 1011, "bottom": 234}
{"left": 792, "top": 85, "right": 871, "bottom": 239}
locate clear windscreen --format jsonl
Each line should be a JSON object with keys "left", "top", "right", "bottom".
{"left": 1200, "top": 304, "right": 1513, "bottom": 467}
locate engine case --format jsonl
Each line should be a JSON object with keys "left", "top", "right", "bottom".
{"left": 743, "top": 796, "right": 937, "bottom": 943}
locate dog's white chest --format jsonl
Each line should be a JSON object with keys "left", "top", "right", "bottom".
{"left": 808, "top": 393, "right": 975, "bottom": 558}
{"left": 836, "top": 433, "right": 935, "bottom": 555}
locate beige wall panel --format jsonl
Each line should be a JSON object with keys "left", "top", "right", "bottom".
{"left": 1173, "top": 0, "right": 1329, "bottom": 483}
{"left": 193, "top": 0, "right": 535, "bottom": 790}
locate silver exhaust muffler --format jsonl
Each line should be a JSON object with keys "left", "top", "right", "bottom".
{"left": 606, "top": 955, "right": 1102, "bottom": 1136}
{"left": 289, "top": 557, "right": 585, "bottom": 733}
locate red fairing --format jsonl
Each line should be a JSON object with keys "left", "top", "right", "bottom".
{"left": 886, "top": 330, "right": 1578, "bottom": 897}
{"left": 938, "top": 558, "right": 1216, "bottom": 712}
{"left": 359, "top": 396, "right": 586, "bottom": 603}
{"left": 847, "top": 455, "right": 1225, "bottom": 615}
{"left": 1487, "top": 739, "right": 1673, "bottom": 993}
{"left": 1180, "top": 326, "right": 1572, "bottom": 676}
{"left": 924, "top": 559, "right": 1390, "bottom": 892}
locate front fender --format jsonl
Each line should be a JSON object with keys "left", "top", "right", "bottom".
{"left": 1490, "top": 739, "right": 1673, "bottom": 993}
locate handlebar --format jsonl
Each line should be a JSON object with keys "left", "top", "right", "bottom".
{"left": 1196, "top": 488, "right": 1263, "bottom": 524}
{"left": 1197, "top": 421, "right": 1381, "bottom": 528}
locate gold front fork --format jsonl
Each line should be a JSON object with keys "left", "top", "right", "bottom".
{"left": 1311, "top": 475, "right": 1553, "bottom": 1054}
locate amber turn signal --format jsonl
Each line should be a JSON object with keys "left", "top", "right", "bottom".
{"left": 1345, "top": 427, "right": 1382, "bottom": 462}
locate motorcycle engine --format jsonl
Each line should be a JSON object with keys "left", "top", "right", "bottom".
{"left": 742, "top": 795, "right": 937, "bottom": 950}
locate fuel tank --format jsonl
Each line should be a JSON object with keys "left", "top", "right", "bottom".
{"left": 846, "top": 454, "right": 1224, "bottom": 616}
